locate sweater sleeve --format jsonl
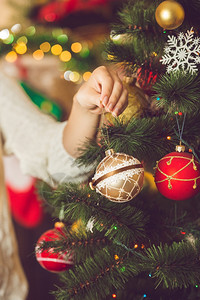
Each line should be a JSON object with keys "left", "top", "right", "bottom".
{"left": 0, "top": 72, "right": 94, "bottom": 186}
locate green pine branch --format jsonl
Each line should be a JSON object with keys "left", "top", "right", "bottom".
{"left": 153, "top": 72, "right": 200, "bottom": 113}
{"left": 42, "top": 183, "right": 147, "bottom": 245}
{"left": 52, "top": 247, "right": 142, "bottom": 300}
{"left": 146, "top": 241, "right": 200, "bottom": 289}
{"left": 77, "top": 114, "right": 200, "bottom": 167}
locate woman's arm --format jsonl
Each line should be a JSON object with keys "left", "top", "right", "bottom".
{"left": 0, "top": 66, "right": 127, "bottom": 185}
{"left": 63, "top": 66, "right": 128, "bottom": 157}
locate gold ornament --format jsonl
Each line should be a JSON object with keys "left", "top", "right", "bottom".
{"left": 90, "top": 149, "right": 144, "bottom": 203}
{"left": 71, "top": 219, "right": 87, "bottom": 237}
{"left": 155, "top": 0, "right": 185, "bottom": 30}
{"left": 106, "top": 80, "right": 150, "bottom": 123}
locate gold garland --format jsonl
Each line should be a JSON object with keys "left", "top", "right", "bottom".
{"left": 155, "top": 155, "right": 200, "bottom": 190}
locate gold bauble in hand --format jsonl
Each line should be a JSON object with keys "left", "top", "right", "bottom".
{"left": 155, "top": 0, "right": 185, "bottom": 30}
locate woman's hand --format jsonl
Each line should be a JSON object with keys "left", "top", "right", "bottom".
{"left": 74, "top": 66, "right": 128, "bottom": 117}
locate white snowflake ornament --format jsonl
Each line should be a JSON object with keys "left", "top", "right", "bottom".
{"left": 160, "top": 28, "right": 200, "bottom": 74}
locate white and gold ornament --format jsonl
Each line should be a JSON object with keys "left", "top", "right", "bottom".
{"left": 90, "top": 149, "right": 144, "bottom": 203}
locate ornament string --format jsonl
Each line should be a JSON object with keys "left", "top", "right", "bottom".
{"left": 174, "top": 130, "right": 200, "bottom": 163}
{"left": 175, "top": 113, "right": 186, "bottom": 145}
{"left": 174, "top": 113, "right": 200, "bottom": 163}
{"left": 100, "top": 103, "right": 111, "bottom": 150}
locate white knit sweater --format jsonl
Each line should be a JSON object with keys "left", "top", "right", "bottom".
{"left": 0, "top": 71, "right": 94, "bottom": 300}
{"left": 0, "top": 71, "right": 93, "bottom": 185}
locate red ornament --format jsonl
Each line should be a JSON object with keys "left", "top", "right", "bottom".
{"left": 154, "top": 150, "right": 200, "bottom": 201}
{"left": 35, "top": 222, "right": 74, "bottom": 273}
{"left": 136, "top": 67, "right": 158, "bottom": 96}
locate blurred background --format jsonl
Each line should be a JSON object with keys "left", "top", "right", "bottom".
{"left": 0, "top": 1, "right": 123, "bottom": 299}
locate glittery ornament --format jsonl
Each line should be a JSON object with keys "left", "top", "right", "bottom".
{"left": 154, "top": 149, "right": 200, "bottom": 201}
{"left": 155, "top": 0, "right": 185, "bottom": 30}
{"left": 35, "top": 222, "right": 74, "bottom": 273}
{"left": 90, "top": 149, "right": 144, "bottom": 203}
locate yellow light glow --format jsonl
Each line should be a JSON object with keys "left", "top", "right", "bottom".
{"left": 83, "top": 71, "right": 92, "bottom": 81}
{"left": 5, "top": 51, "right": 17, "bottom": 63}
{"left": 71, "top": 42, "right": 82, "bottom": 53}
{"left": 17, "top": 36, "right": 28, "bottom": 44}
{"left": 59, "top": 50, "right": 72, "bottom": 62}
{"left": 114, "top": 255, "right": 119, "bottom": 260}
{"left": 33, "top": 49, "right": 44, "bottom": 60}
{"left": 15, "top": 43, "right": 27, "bottom": 54}
{"left": 51, "top": 44, "right": 62, "bottom": 55}
{"left": 40, "top": 42, "right": 51, "bottom": 52}
{"left": 107, "top": 54, "right": 114, "bottom": 60}
{"left": 69, "top": 71, "right": 80, "bottom": 82}
{"left": 167, "top": 136, "right": 171, "bottom": 140}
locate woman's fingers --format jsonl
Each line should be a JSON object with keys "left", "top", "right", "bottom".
{"left": 104, "top": 78, "right": 124, "bottom": 113}
{"left": 92, "top": 66, "right": 114, "bottom": 101}
{"left": 111, "top": 88, "right": 128, "bottom": 117}
{"left": 77, "top": 65, "right": 129, "bottom": 116}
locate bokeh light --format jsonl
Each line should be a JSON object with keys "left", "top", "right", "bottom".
{"left": 3, "top": 34, "right": 14, "bottom": 44}
{"left": 51, "top": 44, "right": 62, "bottom": 55}
{"left": 45, "top": 13, "right": 56, "bottom": 22}
{"left": 11, "top": 24, "right": 22, "bottom": 34}
{"left": 0, "top": 29, "right": 10, "bottom": 40}
{"left": 64, "top": 70, "right": 72, "bottom": 81}
{"left": 5, "top": 51, "right": 17, "bottom": 63}
{"left": 33, "top": 49, "right": 44, "bottom": 60}
{"left": 40, "top": 42, "right": 51, "bottom": 52}
{"left": 69, "top": 71, "right": 80, "bottom": 82}
{"left": 57, "top": 34, "right": 68, "bottom": 44}
{"left": 17, "top": 36, "right": 28, "bottom": 44}
{"left": 71, "top": 42, "right": 82, "bottom": 53}
{"left": 25, "top": 26, "right": 36, "bottom": 36}
{"left": 59, "top": 51, "right": 72, "bottom": 62}
{"left": 15, "top": 42, "right": 27, "bottom": 54}
{"left": 83, "top": 71, "right": 92, "bottom": 81}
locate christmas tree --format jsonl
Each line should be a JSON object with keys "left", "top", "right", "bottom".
{"left": 36, "top": 1, "right": 200, "bottom": 299}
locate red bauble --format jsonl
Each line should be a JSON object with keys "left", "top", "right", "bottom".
{"left": 154, "top": 151, "right": 200, "bottom": 201}
{"left": 136, "top": 67, "right": 158, "bottom": 96}
{"left": 35, "top": 223, "right": 74, "bottom": 273}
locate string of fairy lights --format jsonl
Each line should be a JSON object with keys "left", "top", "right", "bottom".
{"left": 0, "top": 24, "right": 106, "bottom": 84}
